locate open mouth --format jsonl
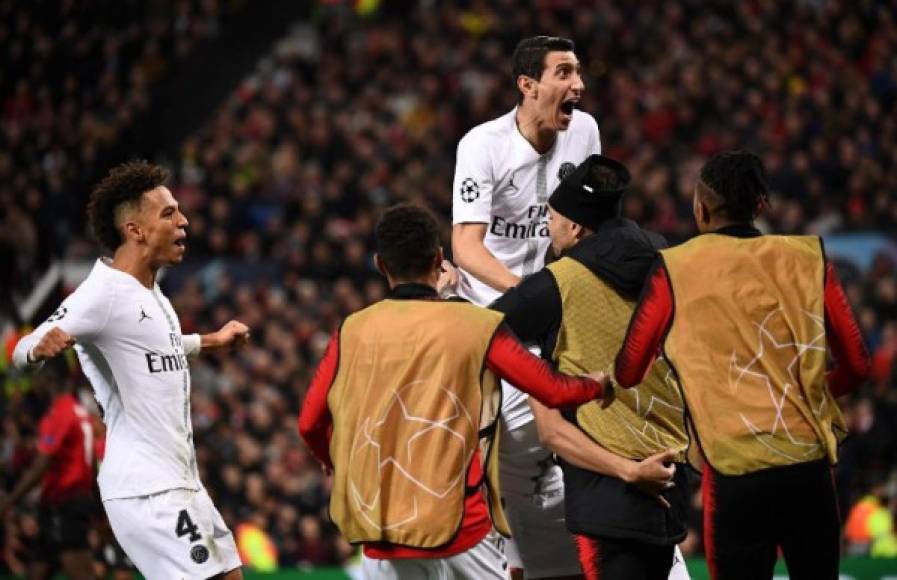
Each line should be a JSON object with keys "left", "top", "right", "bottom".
{"left": 559, "top": 98, "right": 578, "bottom": 121}
{"left": 174, "top": 238, "right": 186, "bottom": 248}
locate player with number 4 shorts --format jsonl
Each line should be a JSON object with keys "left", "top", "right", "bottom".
{"left": 13, "top": 162, "right": 250, "bottom": 580}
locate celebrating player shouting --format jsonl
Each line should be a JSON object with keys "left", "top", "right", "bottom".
{"left": 13, "top": 161, "right": 250, "bottom": 580}
{"left": 452, "top": 36, "right": 600, "bottom": 578}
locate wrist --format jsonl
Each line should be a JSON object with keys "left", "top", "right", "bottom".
{"left": 618, "top": 459, "right": 637, "bottom": 484}
{"left": 201, "top": 332, "right": 220, "bottom": 350}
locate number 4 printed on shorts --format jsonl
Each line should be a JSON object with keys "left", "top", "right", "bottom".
{"left": 176, "top": 509, "right": 202, "bottom": 543}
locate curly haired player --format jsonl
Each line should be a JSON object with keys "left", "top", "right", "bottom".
{"left": 13, "top": 161, "right": 250, "bottom": 580}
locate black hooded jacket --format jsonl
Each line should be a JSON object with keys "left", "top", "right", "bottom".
{"left": 490, "top": 218, "right": 689, "bottom": 544}
{"left": 491, "top": 217, "right": 666, "bottom": 356}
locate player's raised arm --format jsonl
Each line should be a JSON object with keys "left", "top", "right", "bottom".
{"left": 13, "top": 289, "right": 113, "bottom": 369}
{"left": 182, "top": 320, "right": 250, "bottom": 356}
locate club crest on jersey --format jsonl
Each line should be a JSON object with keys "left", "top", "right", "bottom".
{"left": 190, "top": 544, "right": 209, "bottom": 564}
{"left": 558, "top": 162, "right": 576, "bottom": 181}
{"left": 459, "top": 177, "right": 479, "bottom": 203}
{"left": 138, "top": 305, "right": 152, "bottom": 323}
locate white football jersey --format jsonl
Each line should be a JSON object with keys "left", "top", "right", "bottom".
{"left": 452, "top": 107, "right": 600, "bottom": 428}
{"left": 14, "top": 259, "right": 202, "bottom": 500}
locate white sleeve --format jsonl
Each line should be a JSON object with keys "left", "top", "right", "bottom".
{"left": 12, "top": 284, "right": 113, "bottom": 370}
{"left": 452, "top": 132, "right": 494, "bottom": 225}
{"left": 589, "top": 115, "right": 602, "bottom": 155}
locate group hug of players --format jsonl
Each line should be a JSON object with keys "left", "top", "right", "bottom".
{"left": 7, "top": 35, "right": 871, "bottom": 580}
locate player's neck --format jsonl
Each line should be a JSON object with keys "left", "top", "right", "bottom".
{"left": 703, "top": 215, "right": 752, "bottom": 233}
{"left": 515, "top": 106, "right": 556, "bottom": 154}
{"left": 111, "top": 246, "right": 158, "bottom": 289}
{"left": 386, "top": 272, "right": 439, "bottom": 292}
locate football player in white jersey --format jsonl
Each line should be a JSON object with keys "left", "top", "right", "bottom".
{"left": 13, "top": 161, "right": 248, "bottom": 580}
{"left": 452, "top": 35, "right": 600, "bottom": 580}
{"left": 451, "top": 37, "right": 693, "bottom": 580}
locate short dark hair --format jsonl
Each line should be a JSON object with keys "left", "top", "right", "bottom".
{"left": 87, "top": 161, "right": 169, "bottom": 253}
{"left": 375, "top": 204, "right": 441, "bottom": 279}
{"left": 512, "top": 36, "right": 575, "bottom": 102}
{"left": 699, "top": 150, "right": 770, "bottom": 222}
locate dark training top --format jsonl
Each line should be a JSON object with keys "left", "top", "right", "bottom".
{"left": 491, "top": 218, "right": 690, "bottom": 544}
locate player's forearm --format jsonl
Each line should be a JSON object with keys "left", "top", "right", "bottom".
{"left": 298, "top": 407, "right": 334, "bottom": 469}
{"left": 453, "top": 239, "right": 520, "bottom": 293}
{"left": 823, "top": 261, "right": 871, "bottom": 397}
{"left": 487, "top": 328, "right": 603, "bottom": 407}
{"left": 530, "top": 401, "right": 631, "bottom": 480}
{"left": 11, "top": 332, "right": 42, "bottom": 370}
{"left": 199, "top": 332, "right": 226, "bottom": 351}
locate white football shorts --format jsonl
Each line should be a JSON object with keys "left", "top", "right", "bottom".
{"left": 104, "top": 487, "right": 241, "bottom": 580}
{"left": 360, "top": 530, "right": 508, "bottom": 579}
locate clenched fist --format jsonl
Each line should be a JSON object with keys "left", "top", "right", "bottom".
{"left": 29, "top": 327, "right": 75, "bottom": 363}
{"left": 205, "top": 320, "right": 250, "bottom": 351}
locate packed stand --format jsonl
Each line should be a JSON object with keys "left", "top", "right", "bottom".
{"left": 4, "top": 0, "right": 897, "bottom": 570}
{"left": 0, "top": 0, "right": 237, "bottom": 307}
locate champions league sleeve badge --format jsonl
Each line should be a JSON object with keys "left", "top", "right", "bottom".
{"left": 460, "top": 177, "right": 480, "bottom": 203}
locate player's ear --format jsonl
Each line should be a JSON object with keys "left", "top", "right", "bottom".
{"left": 373, "top": 253, "right": 388, "bottom": 278}
{"left": 693, "top": 189, "right": 712, "bottom": 228}
{"left": 697, "top": 199, "right": 708, "bottom": 226}
{"left": 123, "top": 220, "right": 145, "bottom": 244}
{"left": 517, "top": 75, "right": 537, "bottom": 100}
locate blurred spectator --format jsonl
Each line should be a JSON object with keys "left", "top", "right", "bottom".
{"left": 1, "top": 0, "right": 235, "bottom": 300}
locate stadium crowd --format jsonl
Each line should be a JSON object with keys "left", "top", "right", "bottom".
{"left": 3, "top": 0, "right": 897, "bottom": 571}
{"left": 0, "top": 0, "right": 238, "bottom": 308}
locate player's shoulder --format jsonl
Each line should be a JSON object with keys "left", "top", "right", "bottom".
{"left": 458, "top": 108, "right": 517, "bottom": 151}
{"left": 60, "top": 259, "right": 128, "bottom": 322}
{"left": 65, "top": 260, "right": 115, "bottom": 302}
{"left": 570, "top": 109, "right": 600, "bottom": 134}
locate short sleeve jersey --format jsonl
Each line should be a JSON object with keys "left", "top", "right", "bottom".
{"left": 452, "top": 107, "right": 601, "bottom": 306}
{"left": 15, "top": 259, "right": 200, "bottom": 500}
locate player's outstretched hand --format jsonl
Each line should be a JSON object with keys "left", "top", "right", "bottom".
{"left": 210, "top": 320, "right": 250, "bottom": 350}
{"left": 622, "top": 449, "right": 677, "bottom": 509}
{"left": 437, "top": 260, "right": 459, "bottom": 298}
{"left": 30, "top": 327, "right": 75, "bottom": 363}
